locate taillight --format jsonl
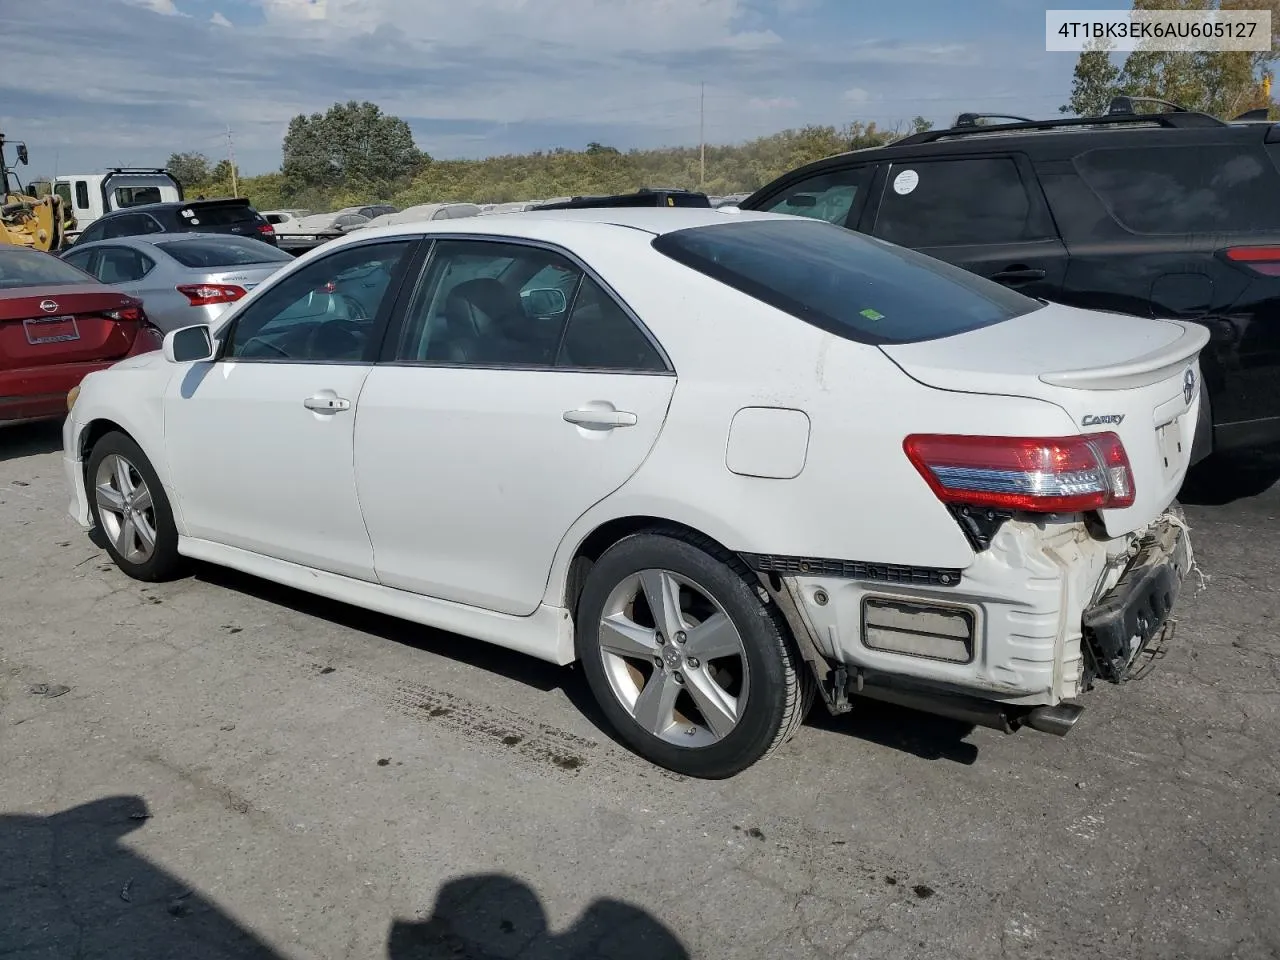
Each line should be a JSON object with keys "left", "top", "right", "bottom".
{"left": 105, "top": 305, "right": 142, "bottom": 322}
{"left": 257, "top": 222, "right": 275, "bottom": 237}
{"left": 177, "top": 283, "right": 247, "bottom": 306}
{"left": 1224, "top": 245, "right": 1280, "bottom": 276}
{"left": 903, "top": 433, "right": 1136, "bottom": 513}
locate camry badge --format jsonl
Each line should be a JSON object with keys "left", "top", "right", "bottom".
{"left": 39, "top": 299, "right": 59, "bottom": 314}
{"left": 1082, "top": 414, "right": 1125, "bottom": 427}
{"left": 1183, "top": 367, "right": 1196, "bottom": 405}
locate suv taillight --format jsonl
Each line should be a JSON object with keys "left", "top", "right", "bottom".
{"left": 1224, "top": 246, "right": 1280, "bottom": 276}
{"left": 903, "top": 433, "right": 1136, "bottom": 513}
{"left": 177, "top": 283, "right": 246, "bottom": 306}
{"left": 257, "top": 222, "right": 276, "bottom": 237}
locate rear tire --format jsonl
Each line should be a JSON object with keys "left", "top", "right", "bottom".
{"left": 575, "top": 529, "right": 812, "bottom": 778}
{"left": 86, "top": 431, "right": 185, "bottom": 582}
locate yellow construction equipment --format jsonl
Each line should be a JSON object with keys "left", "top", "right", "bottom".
{"left": 1, "top": 131, "right": 67, "bottom": 252}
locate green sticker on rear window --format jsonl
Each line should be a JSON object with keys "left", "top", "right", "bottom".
{"left": 860, "top": 307, "right": 884, "bottom": 321}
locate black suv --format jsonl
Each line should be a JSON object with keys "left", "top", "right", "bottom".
{"left": 70, "top": 199, "right": 278, "bottom": 249}
{"left": 742, "top": 103, "right": 1280, "bottom": 454}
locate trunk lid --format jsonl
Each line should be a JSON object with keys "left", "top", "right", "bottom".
{"left": 880, "top": 303, "right": 1209, "bottom": 536}
{"left": 204, "top": 264, "right": 285, "bottom": 293}
{"left": 0, "top": 284, "right": 142, "bottom": 371}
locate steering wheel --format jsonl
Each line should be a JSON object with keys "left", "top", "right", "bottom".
{"left": 304, "top": 318, "right": 364, "bottom": 360}
{"left": 338, "top": 293, "right": 370, "bottom": 321}
{"left": 238, "top": 336, "right": 289, "bottom": 359}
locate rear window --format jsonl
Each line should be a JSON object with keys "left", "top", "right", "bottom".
{"left": 157, "top": 236, "right": 293, "bottom": 268}
{"left": 0, "top": 248, "right": 97, "bottom": 289}
{"left": 651, "top": 219, "right": 1040, "bottom": 345}
{"left": 1075, "top": 145, "right": 1280, "bottom": 235}
{"left": 181, "top": 204, "right": 259, "bottom": 226}
{"left": 114, "top": 186, "right": 162, "bottom": 208}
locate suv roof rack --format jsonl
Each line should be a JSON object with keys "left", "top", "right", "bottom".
{"left": 954, "top": 112, "right": 1035, "bottom": 127}
{"left": 1232, "top": 107, "right": 1272, "bottom": 121}
{"left": 533, "top": 188, "right": 711, "bottom": 211}
{"left": 104, "top": 167, "right": 173, "bottom": 175}
{"left": 895, "top": 107, "right": 1226, "bottom": 147}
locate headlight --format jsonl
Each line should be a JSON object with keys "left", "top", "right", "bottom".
{"left": 67, "top": 384, "right": 80, "bottom": 412}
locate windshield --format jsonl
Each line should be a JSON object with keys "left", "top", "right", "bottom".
{"left": 652, "top": 218, "right": 1040, "bottom": 345}
{"left": 0, "top": 247, "right": 97, "bottom": 289}
{"left": 158, "top": 236, "right": 293, "bottom": 268}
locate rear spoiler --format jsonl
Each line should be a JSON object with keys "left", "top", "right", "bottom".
{"left": 1039, "top": 322, "right": 1210, "bottom": 390}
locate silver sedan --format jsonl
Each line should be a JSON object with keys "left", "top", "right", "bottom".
{"left": 61, "top": 233, "right": 294, "bottom": 333}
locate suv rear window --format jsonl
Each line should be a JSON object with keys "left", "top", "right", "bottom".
{"left": 182, "top": 204, "right": 259, "bottom": 226}
{"left": 651, "top": 219, "right": 1040, "bottom": 345}
{"left": 157, "top": 236, "right": 292, "bottom": 268}
{"left": 1075, "top": 145, "right": 1280, "bottom": 235}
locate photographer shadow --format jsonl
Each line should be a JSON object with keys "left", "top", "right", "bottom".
{"left": 388, "top": 873, "right": 690, "bottom": 960}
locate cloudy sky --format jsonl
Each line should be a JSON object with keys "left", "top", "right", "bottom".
{"left": 3, "top": 0, "right": 1090, "bottom": 177}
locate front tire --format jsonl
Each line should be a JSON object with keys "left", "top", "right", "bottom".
{"left": 575, "top": 530, "right": 812, "bottom": 778}
{"left": 86, "top": 431, "right": 184, "bottom": 582}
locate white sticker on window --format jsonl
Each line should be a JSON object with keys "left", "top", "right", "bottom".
{"left": 893, "top": 169, "right": 919, "bottom": 196}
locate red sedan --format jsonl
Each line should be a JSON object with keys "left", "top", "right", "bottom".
{"left": 1, "top": 246, "right": 161, "bottom": 426}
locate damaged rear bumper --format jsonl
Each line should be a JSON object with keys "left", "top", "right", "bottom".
{"left": 751, "top": 509, "right": 1192, "bottom": 735}
{"left": 1082, "top": 514, "right": 1191, "bottom": 683}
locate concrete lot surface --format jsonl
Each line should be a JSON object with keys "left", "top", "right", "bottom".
{"left": 2, "top": 420, "right": 1278, "bottom": 960}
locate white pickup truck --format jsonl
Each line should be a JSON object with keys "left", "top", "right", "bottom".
{"left": 52, "top": 168, "right": 184, "bottom": 245}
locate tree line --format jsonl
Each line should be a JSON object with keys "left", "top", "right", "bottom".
{"left": 169, "top": 0, "right": 1278, "bottom": 215}
{"left": 169, "top": 104, "right": 927, "bottom": 213}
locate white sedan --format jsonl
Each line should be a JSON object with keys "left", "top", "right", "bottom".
{"left": 62, "top": 208, "right": 1204, "bottom": 778}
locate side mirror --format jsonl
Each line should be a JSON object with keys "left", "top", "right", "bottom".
{"left": 521, "top": 287, "right": 568, "bottom": 317}
{"left": 163, "top": 325, "right": 215, "bottom": 364}
{"left": 16, "top": 143, "right": 29, "bottom": 165}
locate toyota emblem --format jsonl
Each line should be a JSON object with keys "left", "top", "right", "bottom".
{"left": 1183, "top": 367, "right": 1196, "bottom": 405}
{"left": 39, "top": 299, "right": 59, "bottom": 314}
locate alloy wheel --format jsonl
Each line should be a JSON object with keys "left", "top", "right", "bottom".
{"left": 597, "top": 569, "right": 750, "bottom": 748}
{"left": 94, "top": 453, "right": 158, "bottom": 565}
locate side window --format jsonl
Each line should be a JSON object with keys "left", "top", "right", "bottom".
{"left": 224, "top": 241, "right": 412, "bottom": 363}
{"left": 99, "top": 215, "right": 143, "bottom": 240}
{"left": 62, "top": 250, "right": 96, "bottom": 275}
{"left": 55, "top": 183, "right": 73, "bottom": 209}
{"left": 1076, "top": 145, "right": 1280, "bottom": 235}
{"left": 75, "top": 223, "right": 106, "bottom": 245}
{"left": 394, "top": 240, "right": 580, "bottom": 367}
{"left": 761, "top": 167, "right": 869, "bottom": 225}
{"left": 557, "top": 277, "right": 667, "bottom": 372}
{"left": 873, "top": 157, "right": 1044, "bottom": 248}
{"left": 94, "top": 247, "right": 154, "bottom": 284}
{"left": 74, "top": 180, "right": 90, "bottom": 210}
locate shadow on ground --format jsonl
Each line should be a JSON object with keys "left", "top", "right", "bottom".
{"left": 1180, "top": 446, "right": 1280, "bottom": 506}
{"left": 0, "top": 797, "right": 689, "bottom": 959}
{"left": 0, "top": 795, "right": 279, "bottom": 959}
{"left": 388, "top": 873, "right": 690, "bottom": 959}
{"left": 0, "top": 421, "right": 62, "bottom": 464}
{"left": 195, "top": 564, "right": 981, "bottom": 767}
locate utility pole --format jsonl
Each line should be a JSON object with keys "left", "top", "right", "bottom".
{"left": 226, "top": 125, "right": 239, "bottom": 198}
{"left": 699, "top": 81, "right": 706, "bottom": 188}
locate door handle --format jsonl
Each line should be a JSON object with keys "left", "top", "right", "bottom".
{"left": 563, "top": 408, "right": 638, "bottom": 429}
{"left": 989, "top": 266, "right": 1047, "bottom": 284}
{"left": 303, "top": 394, "right": 351, "bottom": 413}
